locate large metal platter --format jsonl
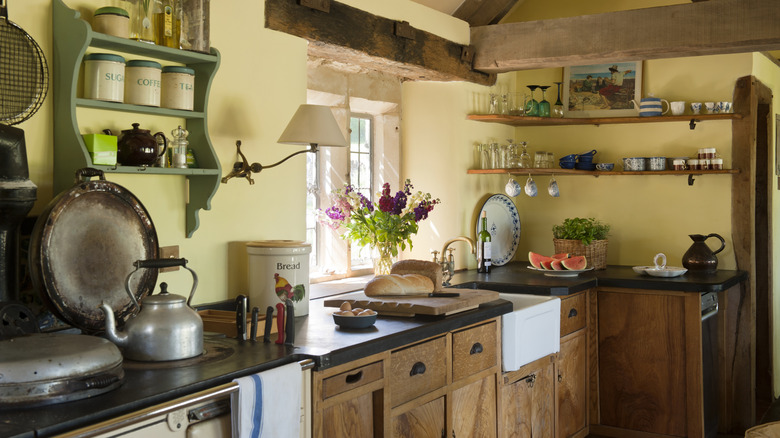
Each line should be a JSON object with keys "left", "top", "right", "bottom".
{"left": 29, "top": 170, "right": 158, "bottom": 333}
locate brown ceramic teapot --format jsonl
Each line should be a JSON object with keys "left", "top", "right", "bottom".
{"left": 682, "top": 233, "right": 726, "bottom": 274}
{"left": 112, "top": 123, "right": 167, "bottom": 167}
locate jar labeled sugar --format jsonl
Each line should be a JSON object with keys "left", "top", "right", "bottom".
{"left": 161, "top": 66, "right": 195, "bottom": 111}
{"left": 125, "top": 60, "right": 162, "bottom": 107}
{"left": 84, "top": 53, "right": 125, "bottom": 102}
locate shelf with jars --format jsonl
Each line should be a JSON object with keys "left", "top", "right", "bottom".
{"left": 466, "top": 113, "right": 741, "bottom": 128}
{"left": 52, "top": 0, "right": 220, "bottom": 237}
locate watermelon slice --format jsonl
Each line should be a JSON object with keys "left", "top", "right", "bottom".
{"left": 528, "top": 251, "right": 553, "bottom": 269}
{"left": 551, "top": 259, "right": 565, "bottom": 270}
{"left": 561, "top": 255, "right": 587, "bottom": 270}
{"left": 540, "top": 259, "right": 555, "bottom": 270}
{"left": 552, "top": 253, "right": 570, "bottom": 260}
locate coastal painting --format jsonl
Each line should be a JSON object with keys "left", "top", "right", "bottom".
{"left": 563, "top": 61, "right": 642, "bottom": 117}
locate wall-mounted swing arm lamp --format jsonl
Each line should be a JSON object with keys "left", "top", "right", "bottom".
{"left": 221, "top": 104, "right": 348, "bottom": 184}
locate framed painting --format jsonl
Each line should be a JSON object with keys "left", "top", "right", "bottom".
{"left": 563, "top": 61, "right": 643, "bottom": 118}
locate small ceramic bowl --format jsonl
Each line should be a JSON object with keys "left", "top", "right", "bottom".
{"left": 596, "top": 163, "right": 614, "bottom": 171}
{"left": 333, "top": 312, "right": 377, "bottom": 329}
{"left": 559, "top": 160, "right": 576, "bottom": 169}
{"left": 560, "top": 154, "right": 577, "bottom": 161}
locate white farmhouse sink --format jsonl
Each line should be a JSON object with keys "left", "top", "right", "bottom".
{"left": 499, "top": 293, "right": 561, "bottom": 372}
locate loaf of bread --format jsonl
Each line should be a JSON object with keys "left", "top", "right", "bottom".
{"left": 364, "top": 274, "right": 434, "bottom": 297}
{"left": 391, "top": 260, "right": 443, "bottom": 292}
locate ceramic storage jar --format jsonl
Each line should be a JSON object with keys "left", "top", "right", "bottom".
{"left": 161, "top": 66, "right": 195, "bottom": 111}
{"left": 83, "top": 53, "right": 125, "bottom": 102}
{"left": 125, "top": 60, "right": 162, "bottom": 107}
{"left": 92, "top": 7, "right": 130, "bottom": 38}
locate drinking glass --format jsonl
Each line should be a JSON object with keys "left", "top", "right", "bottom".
{"left": 538, "top": 85, "right": 551, "bottom": 118}
{"left": 500, "top": 93, "right": 510, "bottom": 115}
{"left": 525, "top": 85, "right": 540, "bottom": 117}
{"left": 553, "top": 81, "right": 565, "bottom": 118}
{"left": 511, "top": 92, "right": 527, "bottom": 116}
{"left": 534, "top": 151, "right": 546, "bottom": 168}
{"left": 517, "top": 142, "right": 532, "bottom": 168}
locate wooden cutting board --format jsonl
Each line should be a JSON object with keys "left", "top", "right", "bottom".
{"left": 323, "top": 289, "right": 500, "bottom": 317}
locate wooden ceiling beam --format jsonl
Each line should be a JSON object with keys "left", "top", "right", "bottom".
{"left": 265, "top": 0, "right": 495, "bottom": 85}
{"left": 470, "top": 0, "right": 780, "bottom": 73}
{"left": 453, "top": 0, "right": 520, "bottom": 26}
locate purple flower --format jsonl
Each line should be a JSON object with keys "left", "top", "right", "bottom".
{"left": 358, "top": 193, "right": 374, "bottom": 211}
{"left": 413, "top": 199, "right": 439, "bottom": 222}
{"left": 378, "top": 183, "right": 395, "bottom": 213}
{"left": 325, "top": 206, "right": 345, "bottom": 222}
{"left": 392, "top": 190, "right": 407, "bottom": 215}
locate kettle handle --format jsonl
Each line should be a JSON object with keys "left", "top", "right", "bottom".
{"left": 705, "top": 233, "right": 726, "bottom": 255}
{"left": 126, "top": 258, "right": 200, "bottom": 308}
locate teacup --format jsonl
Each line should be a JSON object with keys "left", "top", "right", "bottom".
{"left": 719, "top": 101, "right": 732, "bottom": 113}
{"left": 623, "top": 157, "right": 646, "bottom": 171}
{"left": 595, "top": 163, "right": 614, "bottom": 171}
{"left": 560, "top": 153, "right": 577, "bottom": 161}
{"left": 505, "top": 177, "right": 522, "bottom": 197}
{"left": 691, "top": 102, "right": 702, "bottom": 114}
{"left": 525, "top": 176, "right": 537, "bottom": 197}
{"left": 704, "top": 102, "right": 716, "bottom": 113}
{"left": 548, "top": 176, "right": 559, "bottom": 197}
{"left": 670, "top": 101, "right": 685, "bottom": 116}
{"left": 559, "top": 160, "right": 575, "bottom": 169}
{"left": 578, "top": 149, "right": 597, "bottom": 159}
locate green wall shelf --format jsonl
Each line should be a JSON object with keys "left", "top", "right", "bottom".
{"left": 52, "top": 0, "right": 221, "bottom": 238}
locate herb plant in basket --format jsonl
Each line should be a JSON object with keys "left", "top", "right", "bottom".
{"left": 552, "top": 217, "right": 610, "bottom": 269}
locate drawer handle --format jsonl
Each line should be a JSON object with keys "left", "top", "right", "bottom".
{"left": 568, "top": 308, "right": 578, "bottom": 318}
{"left": 410, "top": 362, "right": 426, "bottom": 376}
{"left": 469, "top": 342, "right": 483, "bottom": 355}
{"left": 345, "top": 370, "right": 363, "bottom": 385}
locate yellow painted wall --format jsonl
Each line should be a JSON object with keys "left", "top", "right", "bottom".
{"left": 12, "top": 0, "right": 467, "bottom": 304}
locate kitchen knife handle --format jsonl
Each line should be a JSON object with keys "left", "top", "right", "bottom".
{"left": 250, "top": 307, "right": 259, "bottom": 341}
{"left": 235, "top": 296, "right": 247, "bottom": 341}
{"left": 285, "top": 299, "right": 294, "bottom": 346}
{"left": 275, "top": 303, "right": 285, "bottom": 344}
{"left": 263, "top": 306, "right": 274, "bottom": 343}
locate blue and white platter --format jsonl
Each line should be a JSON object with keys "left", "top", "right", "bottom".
{"left": 476, "top": 194, "right": 521, "bottom": 266}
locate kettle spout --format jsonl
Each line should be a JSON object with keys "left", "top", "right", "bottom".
{"left": 100, "top": 302, "right": 129, "bottom": 348}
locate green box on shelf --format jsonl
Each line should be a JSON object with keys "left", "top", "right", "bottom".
{"left": 82, "top": 133, "right": 117, "bottom": 165}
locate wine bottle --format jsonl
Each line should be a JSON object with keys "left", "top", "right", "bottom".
{"left": 477, "top": 211, "right": 492, "bottom": 273}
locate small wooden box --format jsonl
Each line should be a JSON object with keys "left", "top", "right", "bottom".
{"left": 198, "top": 309, "right": 277, "bottom": 338}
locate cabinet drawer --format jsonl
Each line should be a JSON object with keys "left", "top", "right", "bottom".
{"left": 452, "top": 321, "right": 497, "bottom": 381}
{"left": 322, "top": 361, "right": 384, "bottom": 400}
{"left": 560, "top": 292, "right": 586, "bottom": 336}
{"left": 389, "top": 336, "right": 447, "bottom": 407}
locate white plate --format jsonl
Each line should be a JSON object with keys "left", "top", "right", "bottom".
{"left": 477, "top": 194, "right": 521, "bottom": 266}
{"left": 527, "top": 266, "right": 594, "bottom": 277}
{"left": 632, "top": 266, "right": 653, "bottom": 274}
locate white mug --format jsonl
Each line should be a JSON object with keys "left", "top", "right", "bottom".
{"left": 670, "top": 101, "right": 685, "bottom": 116}
{"left": 525, "top": 176, "right": 537, "bottom": 197}
{"left": 704, "top": 102, "right": 716, "bottom": 113}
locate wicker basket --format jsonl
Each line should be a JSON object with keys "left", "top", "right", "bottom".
{"left": 553, "top": 239, "right": 608, "bottom": 270}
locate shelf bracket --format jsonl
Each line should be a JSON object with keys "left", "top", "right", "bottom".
{"left": 688, "top": 174, "right": 695, "bottom": 185}
{"left": 689, "top": 119, "right": 698, "bottom": 130}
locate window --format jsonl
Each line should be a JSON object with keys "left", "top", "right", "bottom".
{"left": 348, "top": 115, "right": 373, "bottom": 269}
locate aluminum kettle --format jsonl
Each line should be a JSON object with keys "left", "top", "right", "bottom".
{"left": 101, "top": 258, "right": 203, "bottom": 361}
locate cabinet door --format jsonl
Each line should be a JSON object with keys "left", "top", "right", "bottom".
{"left": 453, "top": 375, "right": 498, "bottom": 438}
{"left": 501, "top": 359, "right": 555, "bottom": 438}
{"left": 320, "top": 391, "right": 378, "bottom": 438}
{"left": 556, "top": 330, "right": 587, "bottom": 438}
{"left": 391, "top": 396, "right": 445, "bottom": 438}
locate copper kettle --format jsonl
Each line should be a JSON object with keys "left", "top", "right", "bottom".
{"left": 682, "top": 233, "right": 726, "bottom": 274}
{"left": 110, "top": 123, "right": 167, "bottom": 167}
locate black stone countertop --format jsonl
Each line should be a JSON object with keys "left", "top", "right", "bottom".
{"left": 0, "top": 298, "right": 511, "bottom": 438}
{"left": 448, "top": 262, "right": 747, "bottom": 296}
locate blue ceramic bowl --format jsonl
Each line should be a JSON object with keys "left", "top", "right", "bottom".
{"left": 575, "top": 162, "right": 596, "bottom": 171}
{"left": 559, "top": 160, "right": 576, "bottom": 169}
{"left": 577, "top": 155, "right": 593, "bottom": 163}
{"left": 333, "top": 312, "right": 377, "bottom": 329}
{"left": 579, "top": 149, "right": 597, "bottom": 157}
{"left": 560, "top": 154, "right": 577, "bottom": 161}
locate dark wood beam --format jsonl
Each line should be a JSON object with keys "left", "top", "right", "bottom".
{"left": 470, "top": 0, "right": 780, "bottom": 73}
{"left": 265, "top": 0, "right": 496, "bottom": 85}
{"left": 453, "top": 0, "right": 520, "bottom": 26}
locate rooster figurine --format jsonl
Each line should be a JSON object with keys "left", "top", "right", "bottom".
{"left": 274, "top": 273, "right": 305, "bottom": 302}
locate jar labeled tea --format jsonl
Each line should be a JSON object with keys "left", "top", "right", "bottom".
{"left": 125, "top": 60, "right": 162, "bottom": 107}
{"left": 161, "top": 66, "right": 194, "bottom": 110}
{"left": 83, "top": 53, "right": 125, "bottom": 102}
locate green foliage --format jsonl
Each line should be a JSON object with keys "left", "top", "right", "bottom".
{"left": 552, "top": 217, "right": 610, "bottom": 246}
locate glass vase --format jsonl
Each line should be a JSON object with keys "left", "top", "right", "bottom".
{"left": 372, "top": 243, "right": 397, "bottom": 276}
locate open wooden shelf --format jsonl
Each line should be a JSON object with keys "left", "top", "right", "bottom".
{"left": 467, "top": 168, "right": 739, "bottom": 176}
{"left": 466, "top": 113, "right": 741, "bottom": 127}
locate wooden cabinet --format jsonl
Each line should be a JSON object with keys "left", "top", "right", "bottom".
{"left": 52, "top": 0, "right": 221, "bottom": 237}
{"left": 555, "top": 290, "right": 590, "bottom": 438}
{"left": 499, "top": 355, "right": 556, "bottom": 438}
{"left": 313, "top": 319, "right": 500, "bottom": 438}
{"left": 593, "top": 287, "right": 705, "bottom": 438}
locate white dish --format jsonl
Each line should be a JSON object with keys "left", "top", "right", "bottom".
{"left": 527, "top": 266, "right": 594, "bottom": 277}
{"left": 476, "top": 194, "right": 521, "bottom": 266}
{"left": 632, "top": 266, "right": 653, "bottom": 274}
{"left": 642, "top": 266, "right": 687, "bottom": 278}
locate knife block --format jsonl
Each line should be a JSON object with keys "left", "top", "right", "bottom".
{"left": 198, "top": 309, "right": 277, "bottom": 339}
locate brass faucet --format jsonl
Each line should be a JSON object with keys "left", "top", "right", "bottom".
{"left": 432, "top": 236, "right": 476, "bottom": 286}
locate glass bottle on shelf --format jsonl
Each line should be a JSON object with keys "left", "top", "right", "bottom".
{"left": 477, "top": 211, "right": 492, "bottom": 274}
{"left": 553, "top": 81, "right": 565, "bottom": 118}
{"left": 132, "top": 0, "right": 155, "bottom": 43}
{"left": 154, "top": 0, "right": 181, "bottom": 48}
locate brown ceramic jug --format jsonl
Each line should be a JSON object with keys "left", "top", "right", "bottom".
{"left": 682, "top": 233, "right": 725, "bottom": 274}
{"left": 114, "top": 123, "right": 167, "bottom": 167}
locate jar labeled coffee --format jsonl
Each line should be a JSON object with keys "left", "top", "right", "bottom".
{"left": 161, "top": 66, "right": 194, "bottom": 110}
{"left": 84, "top": 53, "right": 125, "bottom": 102}
{"left": 125, "top": 60, "right": 162, "bottom": 107}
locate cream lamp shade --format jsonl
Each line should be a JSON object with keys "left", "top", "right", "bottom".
{"left": 277, "top": 104, "right": 348, "bottom": 148}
